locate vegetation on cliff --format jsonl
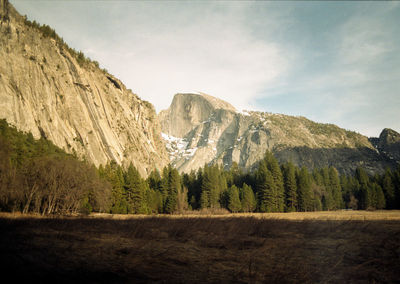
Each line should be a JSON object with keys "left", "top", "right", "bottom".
{"left": 21, "top": 15, "right": 104, "bottom": 71}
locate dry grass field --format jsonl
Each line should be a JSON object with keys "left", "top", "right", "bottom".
{"left": 0, "top": 211, "right": 399, "bottom": 283}
{"left": 90, "top": 210, "right": 400, "bottom": 221}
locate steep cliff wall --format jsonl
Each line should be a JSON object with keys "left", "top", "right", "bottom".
{"left": 158, "top": 92, "right": 236, "bottom": 138}
{"left": 0, "top": 1, "right": 168, "bottom": 176}
{"left": 159, "top": 93, "right": 396, "bottom": 174}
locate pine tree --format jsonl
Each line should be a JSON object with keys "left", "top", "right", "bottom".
{"left": 201, "top": 164, "right": 221, "bottom": 209}
{"left": 164, "top": 166, "right": 181, "bottom": 214}
{"left": 124, "top": 163, "right": 147, "bottom": 214}
{"left": 382, "top": 169, "right": 395, "bottom": 209}
{"left": 184, "top": 170, "right": 200, "bottom": 209}
{"left": 160, "top": 166, "right": 170, "bottom": 210}
{"left": 146, "top": 189, "right": 162, "bottom": 214}
{"left": 356, "top": 167, "right": 371, "bottom": 210}
{"left": 297, "top": 167, "right": 313, "bottom": 212}
{"left": 329, "top": 167, "right": 343, "bottom": 210}
{"left": 356, "top": 167, "right": 369, "bottom": 187}
{"left": 218, "top": 171, "right": 228, "bottom": 204}
{"left": 264, "top": 151, "right": 285, "bottom": 211}
{"left": 228, "top": 185, "right": 241, "bottom": 213}
{"left": 283, "top": 162, "right": 297, "bottom": 212}
{"left": 241, "top": 183, "right": 256, "bottom": 212}
{"left": 200, "top": 190, "right": 209, "bottom": 209}
{"left": 395, "top": 167, "right": 400, "bottom": 209}
{"left": 146, "top": 169, "right": 164, "bottom": 213}
{"left": 200, "top": 165, "right": 211, "bottom": 209}
{"left": 359, "top": 186, "right": 371, "bottom": 210}
{"left": 103, "top": 162, "right": 126, "bottom": 214}
{"left": 313, "top": 191, "right": 323, "bottom": 211}
{"left": 256, "top": 161, "right": 276, "bottom": 212}
{"left": 234, "top": 162, "right": 243, "bottom": 184}
{"left": 374, "top": 183, "right": 386, "bottom": 209}
{"left": 212, "top": 164, "right": 225, "bottom": 208}
{"left": 347, "top": 176, "right": 360, "bottom": 209}
{"left": 147, "top": 169, "right": 162, "bottom": 192}
{"left": 313, "top": 169, "right": 324, "bottom": 187}
{"left": 340, "top": 174, "right": 351, "bottom": 208}
{"left": 321, "top": 167, "right": 334, "bottom": 211}
{"left": 177, "top": 186, "right": 188, "bottom": 213}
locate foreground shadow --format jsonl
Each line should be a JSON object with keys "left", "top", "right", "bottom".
{"left": 0, "top": 216, "right": 399, "bottom": 283}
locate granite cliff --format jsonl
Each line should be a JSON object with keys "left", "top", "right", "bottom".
{"left": 0, "top": 0, "right": 168, "bottom": 176}
{"left": 159, "top": 93, "right": 397, "bottom": 174}
{"left": 1, "top": 0, "right": 398, "bottom": 177}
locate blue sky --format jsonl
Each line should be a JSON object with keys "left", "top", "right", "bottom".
{"left": 11, "top": 1, "right": 400, "bottom": 137}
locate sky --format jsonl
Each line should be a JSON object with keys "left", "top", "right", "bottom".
{"left": 11, "top": 0, "right": 400, "bottom": 137}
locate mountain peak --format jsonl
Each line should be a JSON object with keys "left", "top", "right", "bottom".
{"left": 379, "top": 128, "right": 400, "bottom": 145}
{"left": 197, "top": 92, "right": 236, "bottom": 112}
{"left": 158, "top": 93, "right": 236, "bottom": 138}
{"left": 174, "top": 93, "right": 236, "bottom": 112}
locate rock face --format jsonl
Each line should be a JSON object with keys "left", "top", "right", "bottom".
{"left": 159, "top": 93, "right": 397, "bottom": 174}
{"left": 369, "top": 128, "right": 400, "bottom": 163}
{"left": 0, "top": 0, "right": 168, "bottom": 176}
{"left": 158, "top": 92, "right": 236, "bottom": 138}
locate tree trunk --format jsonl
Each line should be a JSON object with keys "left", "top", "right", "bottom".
{"left": 23, "top": 184, "right": 37, "bottom": 214}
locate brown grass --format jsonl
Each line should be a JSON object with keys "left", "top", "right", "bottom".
{"left": 87, "top": 209, "right": 400, "bottom": 220}
{"left": 0, "top": 212, "right": 399, "bottom": 283}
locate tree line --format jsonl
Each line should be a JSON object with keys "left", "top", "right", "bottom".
{"left": 181, "top": 152, "right": 400, "bottom": 213}
{"left": 0, "top": 119, "right": 110, "bottom": 214}
{"left": 1, "top": 119, "right": 400, "bottom": 215}
{"left": 22, "top": 15, "right": 102, "bottom": 70}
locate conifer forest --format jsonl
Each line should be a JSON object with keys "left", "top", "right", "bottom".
{"left": 1, "top": 119, "right": 399, "bottom": 215}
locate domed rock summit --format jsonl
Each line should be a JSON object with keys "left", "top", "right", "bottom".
{"left": 159, "top": 93, "right": 398, "bottom": 175}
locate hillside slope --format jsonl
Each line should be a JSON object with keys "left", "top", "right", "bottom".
{"left": 159, "top": 93, "right": 396, "bottom": 174}
{"left": 0, "top": 0, "right": 168, "bottom": 176}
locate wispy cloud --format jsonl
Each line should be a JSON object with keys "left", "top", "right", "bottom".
{"left": 77, "top": 2, "right": 289, "bottom": 112}
{"left": 10, "top": 1, "right": 400, "bottom": 136}
{"left": 254, "top": 2, "right": 400, "bottom": 136}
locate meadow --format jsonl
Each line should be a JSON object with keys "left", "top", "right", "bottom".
{"left": 1, "top": 211, "right": 399, "bottom": 283}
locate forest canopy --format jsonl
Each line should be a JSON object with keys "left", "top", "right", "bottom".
{"left": 1, "top": 119, "right": 399, "bottom": 215}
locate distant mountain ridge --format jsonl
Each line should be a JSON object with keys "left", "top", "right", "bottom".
{"left": 159, "top": 93, "right": 398, "bottom": 174}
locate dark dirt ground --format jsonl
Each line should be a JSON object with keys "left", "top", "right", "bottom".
{"left": 0, "top": 215, "right": 399, "bottom": 283}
